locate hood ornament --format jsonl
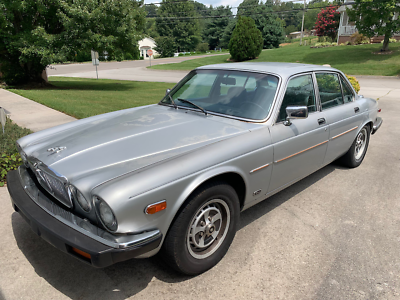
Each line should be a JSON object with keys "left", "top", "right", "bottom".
{"left": 47, "top": 146, "right": 66, "bottom": 154}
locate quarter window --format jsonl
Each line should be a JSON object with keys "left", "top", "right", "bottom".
{"left": 277, "top": 74, "right": 316, "bottom": 122}
{"left": 340, "top": 77, "right": 354, "bottom": 103}
{"left": 316, "top": 73, "right": 344, "bottom": 110}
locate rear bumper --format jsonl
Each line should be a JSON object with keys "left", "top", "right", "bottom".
{"left": 371, "top": 117, "right": 382, "bottom": 135}
{"left": 7, "top": 169, "right": 162, "bottom": 268}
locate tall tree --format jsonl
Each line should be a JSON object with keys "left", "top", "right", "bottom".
{"left": 0, "top": 0, "right": 145, "bottom": 85}
{"left": 238, "top": 0, "right": 284, "bottom": 48}
{"left": 156, "top": 0, "right": 201, "bottom": 53}
{"left": 204, "top": 6, "right": 233, "bottom": 50}
{"left": 347, "top": 0, "right": 400, "bottom": 51}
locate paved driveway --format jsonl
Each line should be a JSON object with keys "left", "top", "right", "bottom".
{"left": 47, "top": 54, "right": 221, "bottom": 83}
{"left": 0, "top": 77, "right": 399, "bottom": 300}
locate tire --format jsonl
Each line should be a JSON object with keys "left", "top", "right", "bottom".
{"left": 161, "top": 181, "right": 240, "bottom": 275}
{"left": 340, "top": 125, "right": 370, "bottom": 168}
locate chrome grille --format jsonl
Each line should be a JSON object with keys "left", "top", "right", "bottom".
{"left": 30, "top": 162, "right": 73, "bottom": 208}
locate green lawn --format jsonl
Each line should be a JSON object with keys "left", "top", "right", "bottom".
{"left": 9, "top": 77, "right": 172, "bottom": 119}
{"left": 150, "top": 43, "right": 400, "bottom": 76}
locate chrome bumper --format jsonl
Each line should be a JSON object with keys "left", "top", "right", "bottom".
{"left": 17, "top": 166, "right": 161, "bottom": 249}
{"left": 372, "top": 117, "right": 383, "bottom": 135}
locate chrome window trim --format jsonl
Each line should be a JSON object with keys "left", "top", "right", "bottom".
{"left": 158, "top": 69, "right": 282, "bottom": 123}
{"left": 314, "top": 71, "right": 353, "bottom": 111}
{"left": 272, "top": 72, "right": 318, "bottom": 125}
{"left": 338, "top": 74, "right": 356, "bottom": 103}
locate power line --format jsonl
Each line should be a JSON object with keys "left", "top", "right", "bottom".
{"left": 148, "top": 3, "right": 336, "bottom": 21}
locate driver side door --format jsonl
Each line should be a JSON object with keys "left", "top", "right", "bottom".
{"left": 267, "top": 73, "right": 329, "bottom": 194}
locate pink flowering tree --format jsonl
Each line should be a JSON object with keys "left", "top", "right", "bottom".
{"left": 315, "top": 6, "right": 340, "bottom": 41}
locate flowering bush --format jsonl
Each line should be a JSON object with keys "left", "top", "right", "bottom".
{"left": 315, "top": 6, "right": 340, "bottom": 41}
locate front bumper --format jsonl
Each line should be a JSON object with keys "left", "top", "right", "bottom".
{"left": 371, "top": 117, "right": 383, "bottom": 135}
{"left": 7, "top": 168, "right": 162, "bottom": 268}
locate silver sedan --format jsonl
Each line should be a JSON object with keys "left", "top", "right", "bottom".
{"left": 7, "top": 62, "right": 382, "bottom": 275}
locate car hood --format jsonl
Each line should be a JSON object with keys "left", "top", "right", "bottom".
{"left": 24, "top": 105, "right": 250, "bottom": 185}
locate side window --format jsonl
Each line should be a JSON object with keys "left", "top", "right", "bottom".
{"left": 277, "top": 74, "right": 316, "bottom": 122}
{"left": 340, "top": 77, "right": 354, "bottom": 103}
{"left": 316, "top": 73, "right": 344, "bottom": 110}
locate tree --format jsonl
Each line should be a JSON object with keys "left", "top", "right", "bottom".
{"left": 204, "top": 6, "right": 233, "bottom": 50}
{"left": 314, "top": 5, "right": 340, "bottom": 41}
{"left": 229, "top": 16, "right": 263, "bottom": 62}
{"left": 347, "top": 0, "right": 400, "bottom": 51}
{"left": 0, "top": 0, "right": 145, "bottom": 85}
{"left": 221, "top": 19, "right": 237, "bottom": 49}
{"left": 238, "top": 0, "right": 284, "bottom": 48}
{"left": 156, "top": 0, "right": 201, "bottom": 53}
{"left": 154, "top": 36, "right": 176, "bottom": 58}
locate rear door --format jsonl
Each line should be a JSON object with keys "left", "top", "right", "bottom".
{"left": 315, "top": 72, "right": 364, "bottom": 165}
{"left": 268, "top": 73, "right": 329, "bottom": 194}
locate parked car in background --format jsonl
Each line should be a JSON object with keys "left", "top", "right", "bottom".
{"left": 7, "top": 62, "right": 382, "bottom": 275}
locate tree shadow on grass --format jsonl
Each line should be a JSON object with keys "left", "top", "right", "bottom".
{"left": 15, "top": 80, "right": 140, "bottom": 92}
{"left": 12, "top": 162, "right": 342, "bottom": 300}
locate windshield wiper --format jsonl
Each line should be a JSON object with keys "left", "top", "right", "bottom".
{"left": 177, "top": 98, "right": 208, "bottom": 116}
{"left": 167, "top": 93, "right": 177, "bottom": 109}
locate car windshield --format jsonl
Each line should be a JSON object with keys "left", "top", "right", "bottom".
{"left": 159, "top": 69, "right": 279, "bottom": 121}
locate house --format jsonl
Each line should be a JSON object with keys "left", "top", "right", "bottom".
{"left": 138, "top": 37, "right": 158, "bottom": 59}
{"left": 336, "top": 0, "right": 400, "bottom": 44}
{"left": 288, "top": 31, "right": 310, "bottom": 39}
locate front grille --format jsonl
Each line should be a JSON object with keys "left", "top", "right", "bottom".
{"left": 41, "top": 172, "right": 72, "bottom": 208}
{"left": 29, "top": 162, "right": 73, "bottom": 209}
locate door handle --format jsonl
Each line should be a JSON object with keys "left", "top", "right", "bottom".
{"left": 354, "top": 107, "right": 360, "bottom": 113}
{"left": 318, "top": 118, "right": 326, "bottom": 125}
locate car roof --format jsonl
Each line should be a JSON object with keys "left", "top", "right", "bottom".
{"left": 196, "top": 62, "right": 339, "bottom": 78}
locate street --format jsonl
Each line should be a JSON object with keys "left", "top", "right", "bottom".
{"left": 0, "top": 77, "right": 399, "bottom": 300}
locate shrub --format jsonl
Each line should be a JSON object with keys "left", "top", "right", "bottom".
{"left": 125, "top": 53, "right": 133, "bottom": 60}
{"left": 350, "top": 33, "right": 370, "bottom": 45}
{"left": 381, "top": 38, "right": 398, "bottom": 43}
{"left": 0, "top": 118, "right": 32, "bottom": 186}
{"left": 229, "top": 16, "right": 263, "bottom": 62}
{"left": 196, "top": 43, "right": 209, "bottom": 53}
{"left": 346, "top": 75, "right": 360, "bottom": 93}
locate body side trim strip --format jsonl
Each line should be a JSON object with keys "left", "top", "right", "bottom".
{"left": 331, "top": 126, "right": 358, "bottom": 140}
{"left": 250, "top": 163, "right": 270, "bottom": 174}
{"left": 275, "top": 140, "right": 329, "bottom": 163}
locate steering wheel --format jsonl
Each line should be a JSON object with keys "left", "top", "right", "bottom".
{"left": 239, "top": 101, "right": 269, "bottom": 116}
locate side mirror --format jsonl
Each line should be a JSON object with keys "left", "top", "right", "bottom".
{"left": 283, "top": 106, "right": 308, "bottom": 126}
{"left": 165, "top": 89, "right": 171, "bottom": 96}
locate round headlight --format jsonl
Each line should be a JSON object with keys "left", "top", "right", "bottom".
{"left": 69, "top": 185, "right": 91, "bottom": 212}
{"left": 96, "top": 198, "right": 117, "bottom": 231}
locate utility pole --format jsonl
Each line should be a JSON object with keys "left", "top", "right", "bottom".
{"left": 300, "top": 0, "right": 306, "bottom": 45}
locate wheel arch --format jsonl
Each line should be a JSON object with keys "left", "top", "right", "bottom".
{"left": 166, "top": 168, "right": 248, "bottom": 235}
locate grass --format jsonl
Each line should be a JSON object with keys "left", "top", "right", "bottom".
{"left": 9, "top": 77, "right": 173, "bottom": 119}
{"left": 150, "top": 43, "right": 400, "bottom": 76}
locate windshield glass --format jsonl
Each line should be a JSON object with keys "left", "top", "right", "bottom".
{"left": 160, "top": 69, "right": 279, "bottom": 121}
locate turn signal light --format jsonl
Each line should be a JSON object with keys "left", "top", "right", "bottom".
{"left": 72, "top": 247, "right": 91, "bottom": 259}
{"left": 145, "top": 200, "right": 167, "bottom": 215}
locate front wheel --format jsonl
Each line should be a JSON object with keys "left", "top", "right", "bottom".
{"left": 340, "top": 125, "right": 370, "bottom": 168}
{"left": 161, "top": 182, "right": 239, "bottom": 275}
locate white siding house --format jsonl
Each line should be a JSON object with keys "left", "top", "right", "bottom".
{"left": 138, "top": 37, "right": 158, "bottom": 59}
{"left": 336, "top": 1, "right": 400, "bottom": 44}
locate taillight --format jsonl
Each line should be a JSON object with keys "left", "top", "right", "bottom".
{"left": 378, "top": 109, "right": 381, "bottom": 113}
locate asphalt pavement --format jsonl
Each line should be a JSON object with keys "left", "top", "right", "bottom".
{"left": 47, "top": 54, "right": 223, "bottom": 83}
{"left": 0, "top": 77, "right": 399, "bottom": 300}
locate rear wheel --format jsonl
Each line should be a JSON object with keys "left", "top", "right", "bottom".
{"left": 161, "top": 182, "right": 239, "bottom": 275}
{"left": 340, "top": 125, "right": 370, "bottom": 168}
